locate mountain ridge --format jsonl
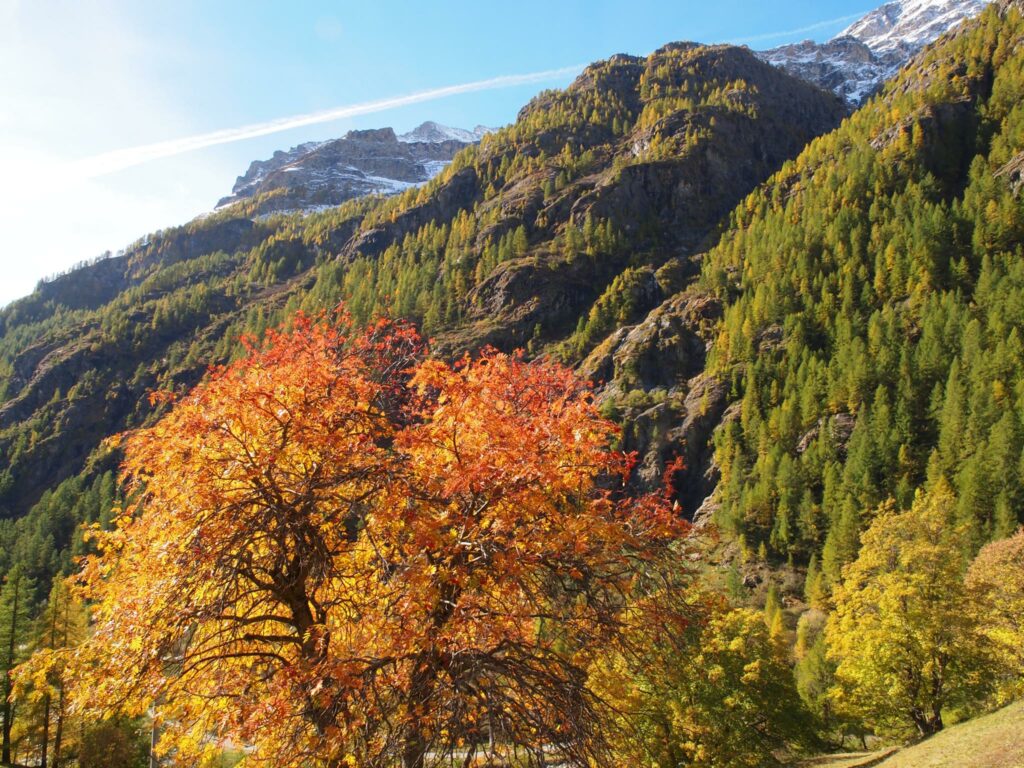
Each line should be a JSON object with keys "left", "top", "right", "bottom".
{"left": 215, "top": 121, "right": 493, "bottom": 216}
{"left": 760, "top": 0, "right": 991, "bottom": 103}
{"left": 0, "top": 41, "right": 847, "bottom": 526}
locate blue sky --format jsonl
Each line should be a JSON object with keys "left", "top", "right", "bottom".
{"left": 0, "top": 0, "right": 872, "bottom": 306}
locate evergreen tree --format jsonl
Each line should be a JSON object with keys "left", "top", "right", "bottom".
{"left": 0, "top": 566, "right": 35, "bottom": 763}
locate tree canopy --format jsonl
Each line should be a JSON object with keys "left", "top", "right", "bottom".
{"left": 826, "top": 483, "right": 991, "bottom": 737}
{"left": 48, "top": 313, "right": 687, "bottom": 768}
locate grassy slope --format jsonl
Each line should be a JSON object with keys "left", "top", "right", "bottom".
{"left": 801, "top": 701, "right": 1024, "bottom": 768}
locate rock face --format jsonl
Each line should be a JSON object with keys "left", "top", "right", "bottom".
{"left": 216, "top": 122, "right": 493, "bottom": 215}
{"left": 431, "top": 44, "right": 847, "bottom": 356}
{"left": 761, "top": 0, "right": 990, "bottom": 104}
{"left": 580, "top": 291, "right": 728, "bottom": 514}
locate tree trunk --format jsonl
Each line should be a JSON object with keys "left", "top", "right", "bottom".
{"left": 52, "top": 685, "right": 64, "bottom": 768}
{"left": 40, "top": 693, "right": 51, "bottom": 768}
{"left": 911, "top": 708, "right": 943, "bottom": 737}
{"left": 402, "top": 729, "right": 428, "bottom": 768}
{"left": 149, "top": 713, "right": 160, "bottom": 768}
{"left": 402, "top": 653, "right": 440, "bottom": 768}
{"left": 2, "top": 576, "right": 21, "bottom": 765}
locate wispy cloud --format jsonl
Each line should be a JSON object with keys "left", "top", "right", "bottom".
{"left": 66, "top": 64, "right": 584, "bottom": 180}
{"left": 731, "top": 10, "right": 869, "bottom": 45}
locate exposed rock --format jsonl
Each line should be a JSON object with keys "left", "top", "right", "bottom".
{"left": 995, "top": 151, "right": 1024, "bottom": 196}
{"left": 796, "top": 412, "right": 858, "bottom": 455}
{"left": 580, "top": 291, "right": 727, "bottom": 514}
{"left": 605, "top": 293, "right": 722, "bottom": 395}
{"left": 760, "top": 37, "right": 900, "bottom": 105}
{"left": 756, "top": 324, "right": 784, "bottom": 354}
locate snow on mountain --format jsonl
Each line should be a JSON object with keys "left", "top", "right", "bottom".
{"left": 398, "top": 121, "right": 494, "bottom": 144}
{"left": 760, "top": 0, "right": 991, "bottom": 104}
{"left": 842, "top": 0, "right": 989, "bottom": 54}
{"left": 218, "top": 122, "right": 489, "bottom": 216}
{"left": 760, "top": 36, "right": 890, "bottom": 105}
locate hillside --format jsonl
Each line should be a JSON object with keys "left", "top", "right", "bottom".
{"left": 0, "top": 42, "right": 846, "bottom": 591}
{"left": 3, "top": 0, "right": 1024, "bottom": 586}
{"left": 801, "top": 700, "right": 1024, "bottom": 767}
{"left": 874, "top": 701, "right": 1024, "bottom": 767}
{"left": 0, "top": 0, "right": 1021, "bottom": 593}
{"left": 690, "top": 0, "right": 1024, "bottom": 575}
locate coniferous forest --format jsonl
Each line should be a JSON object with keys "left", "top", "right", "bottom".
{"left": 1, "top": 1, "right": 1024, "bottom": 766}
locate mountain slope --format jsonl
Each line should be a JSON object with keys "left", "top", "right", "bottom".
{"left": 6, "top": 0, "right": 1022, "bottom": 608}
{"left": 762, "top": 0, "right": 990, "bottom": 103}
{"left": 843, "top": 0, "right": 989, "bottom": 53}
{"left": 695, "top": 0, "right": 1024, "bottom": 571}
{"left": 0, "top": 42, "right": 846, "bottom": 594}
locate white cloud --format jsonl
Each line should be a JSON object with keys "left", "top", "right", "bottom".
{"left": 64, "top": 65, "right": 583, "bottom": 181}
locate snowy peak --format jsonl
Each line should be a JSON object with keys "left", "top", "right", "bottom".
{"left": 217, "top": 122, "right": 490, "bottom": 216}
{"left": 760, "top": 0, "right": 991, "bottom": 104}
{"left": 840, "top": 0, "right": 989, "bottom": 54}
{"left": 398, "top": 121, "right": 495, "bottom": 144}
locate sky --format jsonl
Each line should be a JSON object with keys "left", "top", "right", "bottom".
{"left": 0, "top": 0, "right": 874, "bottom": 307}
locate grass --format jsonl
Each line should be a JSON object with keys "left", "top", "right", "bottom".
{"left": 798, "top": 700, "right": 1024, "bottom": 768}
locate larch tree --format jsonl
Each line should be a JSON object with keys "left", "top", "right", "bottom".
{"left": 590, "top": 590, "right": 812, "bottom": 768}
{"left": 826, "top": 482, "right": 991, "bottom": 738}
{"left": 37, "top": 313, "right": 685, "bottom": 768}
{"left": 13, "top": 578, "right": 89, "bottom": 768}
{"left": 1, "top": 565, "right": 35, "bottom": 765}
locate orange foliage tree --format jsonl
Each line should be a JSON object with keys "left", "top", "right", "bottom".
{"left": 44, "top": 313, "right": 686, "bottom": 768}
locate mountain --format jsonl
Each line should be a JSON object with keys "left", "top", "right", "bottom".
{"left": 698, "top": 0, "right": 1024, "bottom": 570}
{"left": 761, "top": 0, "right": 990, "bottom": 104}
{"left": 2, "top": 0, "right": 1023, "bottom": 620}
{"left": 0, "top": 41, "right": 845, "bottom": 555}
{"left": 216, "top": 121, "right": 492, "bottom": 216}
{"left": 843, "top": 0, "right": 990, "bottom": 53}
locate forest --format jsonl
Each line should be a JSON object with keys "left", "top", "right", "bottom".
{"left": 1, "top": 1, "right": 1024, "bottom": 766}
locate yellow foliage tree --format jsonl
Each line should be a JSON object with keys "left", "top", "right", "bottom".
{"left": 965, "top": 527, "right": 1024, "bottom": 705}
{"left": 826, "top": 482, "right": 991, "bottom": 738}
{"left": 591, "top": 591, "right": 812, "bottom": 767}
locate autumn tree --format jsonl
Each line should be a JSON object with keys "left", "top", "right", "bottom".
{"left": 826, "top": 483, "right": 991, "bottom": 738}
{"left": 965, "top": 527, "right": 1024, "bottom": 704}
{"left": 45, "top": 313, "right": 684, "bottom": 768}
{"left": 591, "top": 589, "right": 812, "bottom": 767}
{"left": 1, "top": 565, "right": 35, "bottom": 764}
{"left": 12, "top": 578, "right": 89, "bottom": 768}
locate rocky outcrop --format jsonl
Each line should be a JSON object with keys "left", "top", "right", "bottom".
{"left": 577, "top": 291, "right": 727, "bottom": 514}
{"left": 583, "top": 292, "right": 722, "bottom": 394}
{"left": 760, "top": 37, "right": 899, "bottom": 105}
{"left": 996, "top": 151, "right": 1024, "bottom": 196}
